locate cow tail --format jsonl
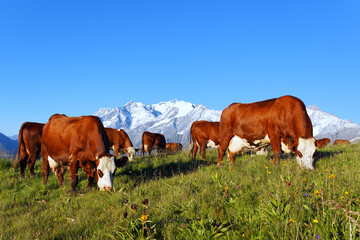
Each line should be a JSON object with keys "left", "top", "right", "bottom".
{"left": 188, "top": 127, "right": 193, "bottom": 157}
{"left": 13, "top": 123, "right": 25, "bottom": 170}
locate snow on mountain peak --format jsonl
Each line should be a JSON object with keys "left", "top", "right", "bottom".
{"left": 94, "top": 100, "right": 221, "bottom": 147}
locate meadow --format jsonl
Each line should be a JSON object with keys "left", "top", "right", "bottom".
{"left": 1, "top": 144, "right": 360, "bottom": 239}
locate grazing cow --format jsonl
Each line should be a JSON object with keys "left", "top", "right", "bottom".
{"left": 166, "top": 143, "right": 183, "bottom": 153}
{"left": 315, "top": 138, "right": 331, "bottom": 148}
{"left": 217, "top": 95, "right": 316, "bottom": 170}
{"left": 333, "top": 139, "right": 351, "bottom": 145}
{"left": 141, "top": 131, "right": 166, "bottom": 156}
{"left": 105, "top": 128, "right": 136, "bottom": 161}
{"left": 188, "top": 121, "right": 220, "bottom": 161}
{"left": 13, "top": 122, "right": 45, "bottom": 178}
{"left": 41, "top": 114, "right": 127, "bottom": 191}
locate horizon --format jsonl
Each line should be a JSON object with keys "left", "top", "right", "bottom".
{"left": 1, "top": 1, "right": 359, "bottom": 136}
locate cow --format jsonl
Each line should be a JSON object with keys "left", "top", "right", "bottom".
{"left": 333, "top": 139, "right": 351, "bottom": 145}
{"left": 166, "top": 143, "right": 183, "bottom": 153}
{"left": 105, "top": 128, "right": 136, "bottom": 161}
{"left": 188, "top": 121, "right": 220, "bottom": 161}
{"left": 315, "top": 138, "right": 331, "bottom": 148}
{"left": 41, "top": 114, "right": 127, "bottom": 191}
{"left": 217, "top": 95, "right": 316, "bottom": 170}
{"left": 13, "top": 122, "right": 45, "bottom": 178}
{"left": 141, "top": 131, "right": 166, "bottom": 156}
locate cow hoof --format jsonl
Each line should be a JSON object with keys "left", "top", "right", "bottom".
{"left": 216, "top": 163, "right": 222, "bottom": 168}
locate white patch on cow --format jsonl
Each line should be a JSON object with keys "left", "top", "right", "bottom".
{"left": 144, "top": 144, "right": 149, "bottom": 153}
{"left": 117, "top": 129, "right": 121, "bottom": 132}
{"left": 256, "top": 148, "right": 268, "bottom": 155}
{"left": 281, "top": 142, "right": 292, "bottom": 153}
{"left": 207, "top": 140, "right": 219, "bottom": 149}
{"left": 48, "top": 156, "right": 60, "bottom": 170}
{"left": 296, "top": 137, "right": 316, "bottom": 170}
{"left": 111, "top": 145, "right": 115, "bottom": 151}
{"left": 253, "top": 135, "right": 270, "bottom": 146}
{"left": 126, "top": 147, "right": 136, "bottom": 161}
{"left": 97, "top": 155, "right": 116, "bottom": 190}
{"left": 228, "top": 136, "right": 251, "bottom": 154}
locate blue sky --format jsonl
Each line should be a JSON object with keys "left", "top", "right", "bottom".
{"left": 1, "top": 1, "right": 359, "bottom": 136}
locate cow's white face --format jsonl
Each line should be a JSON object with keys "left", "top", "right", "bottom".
{"left": 296, "top": 137, "right": 316, "bottom": 170}
{"left": 126, "top": 147, "right": 136, "bottom": 161}
{"left": 96, "top": 155, "right": 116, "bottom": 191}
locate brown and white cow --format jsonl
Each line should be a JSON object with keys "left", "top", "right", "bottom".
{"left": 315, "top": 138, "right": 331, "bottom": 148}
{"left": 166, "top": 143, "right": 183, "bottom": 153}
{"left": 141, "top": 131, "right": 166, "bottom": 156}
{"left": 188, "top": 121, "right": 220, "bottom": 161}
{"left": 13, "top": 122, "right": 45, "bottom": 178}
{"left": 333, "top": 139, "right": 351, "bottom": 145}
{"left": 41, "top": 114, "right": 126, "bottom": 191}
{"left": 105, "top": 128, "right": 136, "bottom": 161}
{"left": 217, "top": 95, "right": 316, "bottom": 170}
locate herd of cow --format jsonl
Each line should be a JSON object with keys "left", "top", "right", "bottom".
{"left": 13, "top": 95, "right": 351, "bottom": 192}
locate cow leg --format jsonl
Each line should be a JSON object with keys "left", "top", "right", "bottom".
{"left": 69, "top": 160, "right": 79, "bottom": 192}
{"left": 269, "top": 133, "right": 281, "bottom": 164}
{"left": 192, "top": 143, "right": 199, "bottom": 160}
{"left": 41, "top": 155, "right": 50, "bottom": 185}
{"left": 56, "top": 167, "right": 65, "bottom": 186}
{"left": 200, "top": 140, "right": 207, "bottom": 161}
{"left": 27, "top": 155, "right": 36, "bottom": 178}
{"left": 217, "top": 131, "right": 233, "bottom": 167}
{"left": 87, "top": 175, "right": 95, "bottom": 188}
{"left": 228, "top": 151, "right": 236, "bottom": 165}
{"left": 19, "top": 155, "right": 28, "bottom": 179}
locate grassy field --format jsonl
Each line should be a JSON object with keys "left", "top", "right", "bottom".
{"left": 1, "top": 144, "right": 360, "bottom": 239}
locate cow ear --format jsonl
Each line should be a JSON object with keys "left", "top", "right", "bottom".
{"left": 115, "top": 156, "right": 128, "bottom": 168}
{"left": 98, "top": 169, "right": 104, "bottom": 178}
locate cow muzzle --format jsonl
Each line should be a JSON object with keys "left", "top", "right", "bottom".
{"left": 101, "top": 186, "right": 113, "bottom": 191}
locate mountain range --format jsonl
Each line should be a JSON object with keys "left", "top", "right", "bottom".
{"left": 0, "top": 132, "right": 18, "bottom": 157}
{"left": 1, "top": 100, "right": 359, "bottom": 157}
{"left": 94, "top": 100, "right": 360, "bottom": 148}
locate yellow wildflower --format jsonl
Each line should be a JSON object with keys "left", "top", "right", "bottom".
{"left": 242, "top": 233, "right": 245, "bottom": 237}
{"left": 313, "top": 219, "right": 319, "bottom": 223}
{"left": 268, "top": 171, "right": 271, "bottom": 174}
{"left": 265, "top": 166, "right": 268, "bottom": 169}
{"left": 141, "top": 215, "right": 148, "bottom": 221}
{"left": 225, "top": 187, "right": 229, "bottom": 192}
{"left": 303, "top": 178, "right": 306, "bottom": 181}
{"left": 329, "top": 174, "right": 336, "bottom": 179}
{"left": 315, "top": 190, "right": 320, "bottom": 197}
{"left": 345, "top": 191, "right": 349, "bottom": 196}
{"left": 341, "top": 196, "right": 344, "bottom": 200}
{"left": 289, "top": 219, "right": 295, "bottom": 223}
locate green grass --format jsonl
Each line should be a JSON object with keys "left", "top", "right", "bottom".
{"left": 1, "top": 144, "right": 360, "bottom": 239}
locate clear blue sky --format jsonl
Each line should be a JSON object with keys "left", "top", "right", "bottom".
{"left": 1, "top": 1, "right": 359, "bottom": 136}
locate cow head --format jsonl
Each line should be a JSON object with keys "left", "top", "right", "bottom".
{"left": 96, "top": 154, "right": 116, "bottom": 191}
{"left": 295, "top": 137, "right": 316, "bottom": 170}
{"left": 126, "top": 147, "right": 136, "bottom": 161}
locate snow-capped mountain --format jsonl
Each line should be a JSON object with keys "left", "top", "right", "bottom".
{"left": 94, "top": 100, "right": 221, "bottom": 147}
{"left": 307, "top": 105, "right": 360, "bottom": 143}
{"left": 94, "top": 100, "right": 360, "bottom": 148}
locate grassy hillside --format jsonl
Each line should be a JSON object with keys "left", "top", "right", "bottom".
{"left": 1, "top": 144, "right": 360, "bottom": 239}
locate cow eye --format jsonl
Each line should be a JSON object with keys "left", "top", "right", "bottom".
{"left": 98, "top": 170, "right": 104, "bottom": 178}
